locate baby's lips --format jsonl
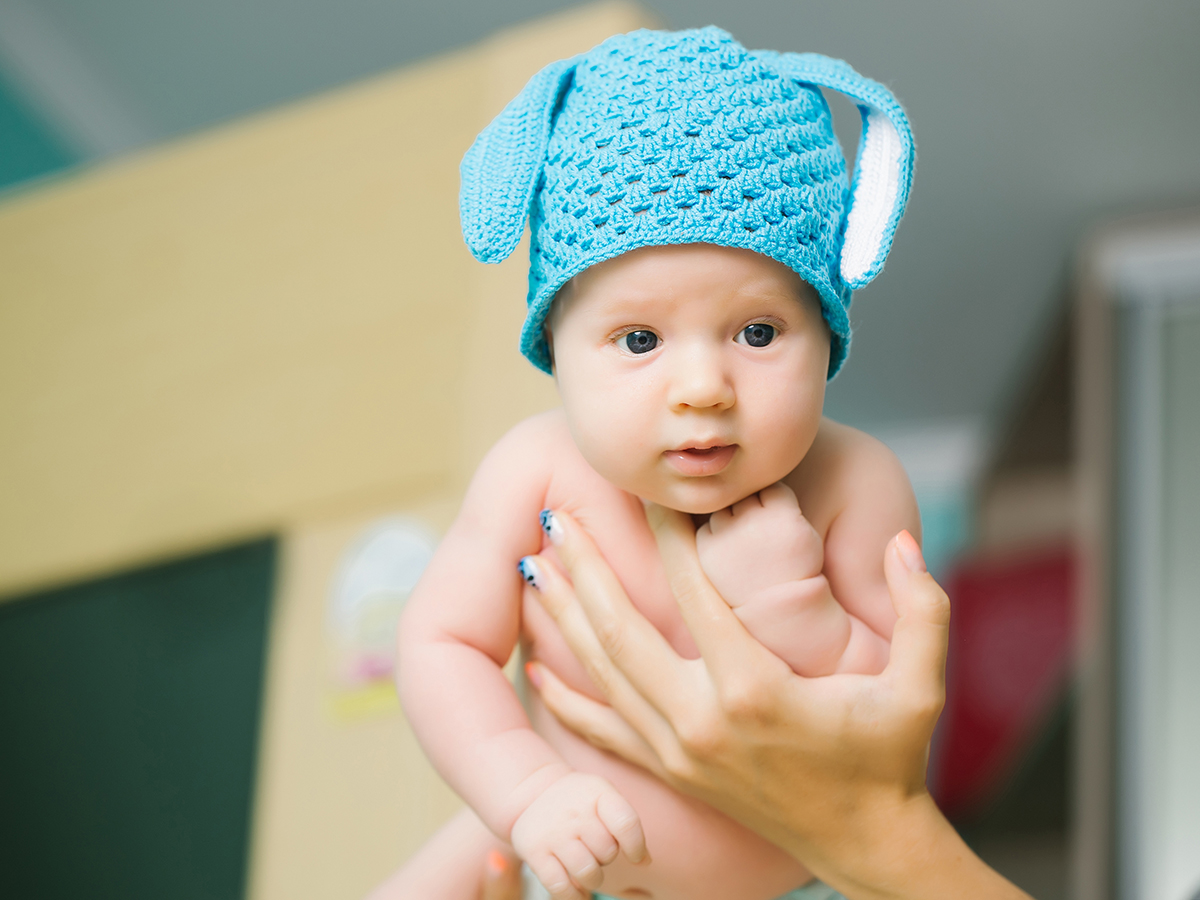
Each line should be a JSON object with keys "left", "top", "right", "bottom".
{"left": 662, "top": 444, "right": 737, "bottom": 476}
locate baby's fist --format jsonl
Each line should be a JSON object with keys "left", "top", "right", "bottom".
{"left": 697, "top": 482, "right": 824, "bottom": 607}
{"left": 511, "top": 772, "right": 647, "bottom": 900}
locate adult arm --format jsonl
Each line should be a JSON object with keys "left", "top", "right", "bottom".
{"left": 521, "top": 504, "right": 1031, "bottom": 900}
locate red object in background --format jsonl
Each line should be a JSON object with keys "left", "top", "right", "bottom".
{"left": 929, "top": 544, "right": 1077, "bottom": 821}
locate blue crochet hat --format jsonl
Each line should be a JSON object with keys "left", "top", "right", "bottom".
{"left": 460, "top": 26, "right": 915, "bottom": 378}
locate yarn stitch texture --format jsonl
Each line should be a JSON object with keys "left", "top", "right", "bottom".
{"left": 460, "top": 26, "right": 913, "bottom": 377}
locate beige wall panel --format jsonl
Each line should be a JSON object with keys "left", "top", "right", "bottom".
{"left": 247, "top": 498, "right": 464, "bottom": 900}
{"left": 0, "top": 53, "right": 482, "bottom": 597}
{"left": 0, "top": 0, "right": 655, "bottom": 598}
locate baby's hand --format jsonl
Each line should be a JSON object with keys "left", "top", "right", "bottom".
{"left": 696, "top": 482, "right": 824, "bottom": 608}
{"left": 510, "top": 772, "right": 648, "bottom": 900}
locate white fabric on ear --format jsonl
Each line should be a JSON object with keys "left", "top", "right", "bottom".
{"left": 841, "top": 108, "right": 904, "bottom": 288}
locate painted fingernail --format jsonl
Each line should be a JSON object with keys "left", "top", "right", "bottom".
{"left": 524, "top": 661, "right": 544, "bottom": 689}
{"left": 896, "top": 530, "right": 926, "bottom": 573}
{"left": 539, "top": 509, "right": 564, "bottom": 545}
{"left": 486, "top": 849, "right": 508, "bottom": 875}
{"left": 518, "top": 556, "right": 543, "bottom": 589}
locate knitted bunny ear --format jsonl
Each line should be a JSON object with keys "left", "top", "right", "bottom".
{"left": 763, "top": 52, "right": 915, "bottom": 290}
{"left": 460, "top": 57, "right": 578, "bottom": 264}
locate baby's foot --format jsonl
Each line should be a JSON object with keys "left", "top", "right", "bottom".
{"left": 695, "top": 482, "right": 824, "bottom": 609}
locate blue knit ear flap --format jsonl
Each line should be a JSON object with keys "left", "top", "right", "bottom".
{"left": 762, "top": 52, "right": 915, "bottom": 290}
{"left": 460, "top": 57, "right": 578, "bottom": 264}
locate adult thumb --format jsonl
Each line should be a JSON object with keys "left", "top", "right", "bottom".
{"left": 883, "top": 531, "right": 950, "bottom": 718}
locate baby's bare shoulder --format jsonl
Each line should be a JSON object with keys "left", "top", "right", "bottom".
{"left": 788, "top": 419, "right": 915, "bottom": 533}
{"left": 474, "top": 409, "right": 570, "bottom": 474}
{"left": 456, "top": 409, "right": 571, "bottom": 526}
{"left": 790, "top": 420, "right": 919, "bottom": 632}
{"left": 819, "top": 420, "right": 909, "bottom": 484}
{"left": 495, "top": 407, "right": 571, "bottom": 449}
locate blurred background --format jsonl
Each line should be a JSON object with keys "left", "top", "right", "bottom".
{"left": 1, "top": 2, "right": 1198, "bottom": 899}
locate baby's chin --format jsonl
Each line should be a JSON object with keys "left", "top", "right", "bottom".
{"left": 633, "top": 479, "right": 770, "bottom": 516}
{"left": 586, "top": 451, "right": 792, "bottom": 515}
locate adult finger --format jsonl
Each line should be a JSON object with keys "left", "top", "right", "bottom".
{"left": 538, "top": 510, "right": 691, "bottom": 706}
{"left": 643, "top": 502, "right": 776, "bottom": 679}
{"left": 527, "top": 661, "right": 671, "bottom": 778}
{"left": 525, "top": 549, "right": 686, "bottom": 734}
{"left": 481, "top": 848, "right": 522, "bottom": 900}
{"left": 882, "top": 531, "right": 950, "bottom": 721}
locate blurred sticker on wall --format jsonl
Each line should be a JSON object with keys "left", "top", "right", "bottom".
{"left": 326, "top": 517, "right": 437, "bottom": 721}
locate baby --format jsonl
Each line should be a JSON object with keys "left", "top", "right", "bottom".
{"left": 395, "top": 27, "right": 918, "bottom": 900}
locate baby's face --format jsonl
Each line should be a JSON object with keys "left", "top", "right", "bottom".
{"left": 549, "top": 244, "right": 830, "bottom": 514}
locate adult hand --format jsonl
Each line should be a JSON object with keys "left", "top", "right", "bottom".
{"left": 481, "top": 847, "right": 523, "bottom": 900}
{"left": 364, "top": 809, "right": 523, "bottom": 900}
{"left": 521, "top": 504, "right": 1030, "bottom": 900}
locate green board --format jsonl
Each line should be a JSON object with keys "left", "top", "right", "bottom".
{"left": 0, "top": 539, "right": 276, "bottom": 900}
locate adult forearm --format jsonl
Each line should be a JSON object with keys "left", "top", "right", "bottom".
{"left": 785, "top": 793, "right": 1030, "bottom": 900}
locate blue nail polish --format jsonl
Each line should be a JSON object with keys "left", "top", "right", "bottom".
{"left": 539, "top": 510, "right": 564, "bottom": 545}
{"left": 518, "top": 556, "right": 543, "bottom": 590}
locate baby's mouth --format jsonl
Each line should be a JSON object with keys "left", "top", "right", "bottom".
{"left": 663, "top": 444, "right": 737, "bottom": 476}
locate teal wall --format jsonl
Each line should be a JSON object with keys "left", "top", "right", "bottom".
{"left": 0, "top": 72, "right": 76, "bottom": 191}
{"left": 0, "top": 539, "right": 275, "bottom": 900}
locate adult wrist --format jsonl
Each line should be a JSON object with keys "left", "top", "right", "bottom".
{"left": 800, "top": 791, "right": 1029, "bottom": 900}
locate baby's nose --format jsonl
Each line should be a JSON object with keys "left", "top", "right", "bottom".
{"left": 666, "top": 345, "right": 735, "bottom": 410}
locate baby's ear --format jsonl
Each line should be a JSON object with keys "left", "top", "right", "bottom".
{"left": 761, "top": 52, "right": 916, "bottom": 290}
{"left": 460, "top": 57, "right": 579, "bottom": 264}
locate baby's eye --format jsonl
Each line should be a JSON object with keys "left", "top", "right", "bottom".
{"left": 739, "top": 323, "right": 777, "bottom": 348}
{"left": 623, "top": 330, "right": 659, "bottom": 354}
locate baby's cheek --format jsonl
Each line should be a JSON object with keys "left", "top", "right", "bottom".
{"left": 571, "top": 422, "right": 647, "bottom": 490}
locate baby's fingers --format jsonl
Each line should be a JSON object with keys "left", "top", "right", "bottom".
{"left": 577, "top": 815, "right": 620, "bottom": 868}
{"left": 758, "top": 481, "right": 800, "bottom": 510}
{"left": 554, "top": 840, "right": 605, "bottom": 892}
{"left": 530, "top": 853, "right": 588, "bottom": 900}
{"left": 597, "top": 790, "right": 650, "bottom": 865}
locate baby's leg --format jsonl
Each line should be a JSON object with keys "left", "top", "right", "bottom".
{"left": 697, "top": 483, "right": 889, "bottom": 676}
{"left": 366, "top": 807, "right": 512, "bottom": 900}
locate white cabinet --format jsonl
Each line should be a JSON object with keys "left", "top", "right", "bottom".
{"left": 1076, "top": 218, "right": 1200, "bottom": 900}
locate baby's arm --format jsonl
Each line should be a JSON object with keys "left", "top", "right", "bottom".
{"left": 698, "top": 482, "right": 887, "bottom": 675}
{"left": 396, "top": 416, "right": 644, "bottom": 899}
{"left": 697, "top": 428, "right": 919, "bottom": 676}
{"left": 817, "top": 428, "right": 922, "bottom": 672}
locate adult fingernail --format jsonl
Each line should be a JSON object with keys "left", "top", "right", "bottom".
{"left": 896, "top": 530, "right": 926, "bottom": 573}
{"left": 540, "top": 509, "right": 564, "bottom": 545}
{"left": 487, "top": 849, "right": 508, "bottom": 875}
{"left": 518, "top": 556, "right": 543, "bottom": 589}
{"left": 524, "top": 661, "right": 544, "bottom": 689}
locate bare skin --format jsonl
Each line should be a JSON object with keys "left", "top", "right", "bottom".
{"left": 392, "top": 245, "right": 920, "bottom": 900}
{"left": 521, "top": 506, "right": 1033, "bottom": 900}
{"left": 382, "top": 516, "right": 1030, "bottom": 900}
